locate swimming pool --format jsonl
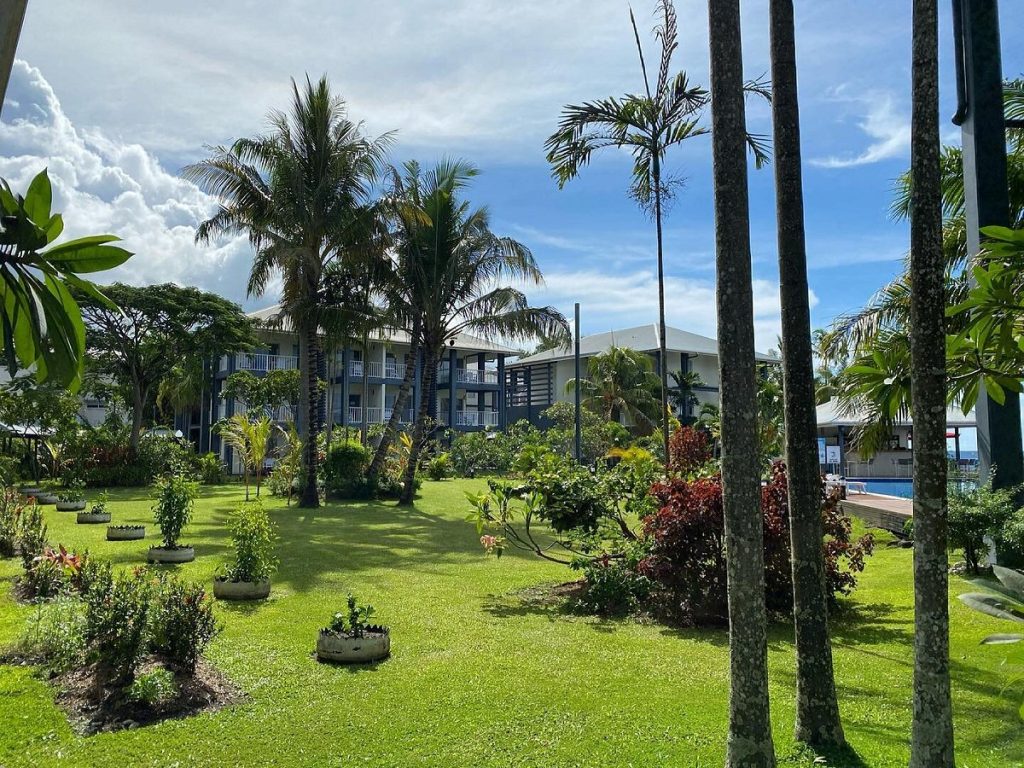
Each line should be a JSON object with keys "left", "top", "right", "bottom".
{"left": 849, "top": 478, "right": 914, "bottom": 498}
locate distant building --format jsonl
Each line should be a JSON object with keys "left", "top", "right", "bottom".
{"left": 504, "top": 324, "right": 775, "bottom": 428}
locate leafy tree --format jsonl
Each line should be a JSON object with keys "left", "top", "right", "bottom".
{"left": 78, "top": 283, "right": 255, "bottom": 450}
{"left": 187, "top": 75, "right": 391, "bottom": 508}
{"left": 546, "top": 0, "right": 769, "bottom": 465}
{"left": 221, "top": 369, "right": 300, "bottom": 414}
{"left": 768, "top": 0, "right": 845, "bottom": 748}
{"left": 908, "top": 2, "right": 954, "bottom": 764}
{"left": 567, "top": 346, "right": 661, "bottom": 429}
{"left": 1, "top": 169, "right": 132, "bottom": 389}
{"left": 707, "top": 1, "right": 776, "bottom": 764}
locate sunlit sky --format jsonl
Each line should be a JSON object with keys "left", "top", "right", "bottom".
{"left": 3, "top": 1, "right": 1022, "bottom": 388}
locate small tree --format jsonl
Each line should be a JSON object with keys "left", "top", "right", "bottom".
{"left": 152, "top": 473, "right": 198, "bottom": 550}
{"left": 216, "top": 413, "right": 273, "bottom": 500}
{"left": 223, "top": 500, "right": 278, "bottom": 583}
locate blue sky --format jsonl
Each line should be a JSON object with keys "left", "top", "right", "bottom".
{"left": 2, "top": 0, "right": 1023, "bottom": 355}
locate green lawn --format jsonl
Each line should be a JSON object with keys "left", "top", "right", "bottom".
{"left": 0, "top": 480, "right": 1021, "bottom": 767}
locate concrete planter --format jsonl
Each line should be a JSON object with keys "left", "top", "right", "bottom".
{"left": 18, "top": 485, "right": 43, "bottom": 496}
{"left": 213, "top": 578, "right": 271, "bottom": 601}
{"left": 316, "top": 627, "right": 390, "bottom": 664}
{"left": 107, "top": 525, "right": 146, "bottom": 541}
{"left": 56, "top": 500, "right": 87, "bottom": 512}
{"left": 147, "top": 546, "right": 195, "bottom": 564}
{"left": 36, "top": 493, "right": 59, "bottom": 505}
{"left": 77, "top": 511, "right": 111, "bottom": 524}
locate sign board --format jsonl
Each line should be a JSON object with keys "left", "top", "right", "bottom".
{"left": 817, "top": 438, "right": 827, "bottom": 465}
{"left": 825, "top": 445, "right": 842, "bottom": 466}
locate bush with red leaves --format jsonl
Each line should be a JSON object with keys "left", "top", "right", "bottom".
{"left": 667, "top": 426, "right": 713, "bottom": 476}
{"left": 640, "top": 462, "right": 874, "bottom": 625}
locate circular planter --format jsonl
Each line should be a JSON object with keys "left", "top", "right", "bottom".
{"left": 18, "top": 485, "right": 43, "bottom": 496}
{"left": 147, "top": 545, "right": 195, "bottom": 564}
{"left": 107, "top": 525, "right": 146, "bottom": 541}
{"left": 36, "top": 493, "right": 59, "bottom": 505}
{"left": 213, "top": 578, "right": 271, "bottom": 601}
{"left": 56, "top": 500, "right": 87, "bottom": 511}
{"left": 316, "top": 627, "right": 390, "bottom": 664}
{"left": 77, "top": 511, "right": 111, "bottom": 524}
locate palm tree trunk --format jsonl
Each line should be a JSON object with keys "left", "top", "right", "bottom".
{"left": 708, "top": 2, "right": 776, "bottom": 766}
{"left": 298, "top": 319, "right": 321, "bottom": 508}
{"left": 399, "top": 347, "right": 435, "bottom": 505}
{"left": 769, "top": 0, "right": 845, "bottom": 748}
{"left": 369, "top": 323, "right": 420, "bottom": 482}
{"left": 129, "top": 382, "right": 146, "bottom": 452}
{"left": 653, "top": 151, "right": 671, "bottom": 466}
{"left": 909, "top": 0, "right": 953, "bottom": 764}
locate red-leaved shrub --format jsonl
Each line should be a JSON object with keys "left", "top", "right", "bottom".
{"left": 668, "top": 426, "right": 713, "bottom": 476}
{"left": 641, "top": 461, "right": 874, "bottom": 625}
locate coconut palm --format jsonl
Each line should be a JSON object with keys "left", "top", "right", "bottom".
{"left": 667, "top": 368, "right": 703, "bottom": 421}
{"left": 391, "top": 159, "right": 569, "bottom": 504}
{"left": 708, "top": 1, "right": 776, "bottom": 765}
{"left": 546, "top": 0, "right": 770, "bottom": 466}
{"left": 908, "top": 1, "right": 954, "bottom": 764}
{"left": 769, "top": 0, "right": 844, "bottom": 747}
{"left": 187, "top": 76, "right": 391, "bottom": 508}
{"left": 216, "top": 413, "right": 273, "bottom": 500}
{"left": 567, "top": 346, "right": 661, "bottom": 429}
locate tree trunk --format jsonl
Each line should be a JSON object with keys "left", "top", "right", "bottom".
{"left": 909, "top": 0, "right": 954, "bottom": 764}
{"left": 653, "top": 152, "right": 670, "bottom": 466}
{"left": 769, "top": 0, "right": 845, "bottom": 748}
{"left": 399, "top": 348, "right": 435, "bottom": 505}
{"left": 129, "top": 381, "right": 145, "bottom": 452}
{"left": 708, "top": 2, "right": 777, "bottom": 766}
{"left": 370, "top": 339, "right": 417, "bottom": 483}
{"left": 298, "top": 320, "right": 321, "bottom": 508}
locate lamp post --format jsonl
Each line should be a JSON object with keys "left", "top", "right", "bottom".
{"left": 952, "top": 0, "right": 1024, "bottom": 490}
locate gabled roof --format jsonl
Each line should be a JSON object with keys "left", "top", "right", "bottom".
{"left": 815, "top": 400, "right": 977, "bottom": 428}
{"left": 247, "top": 305, "right": 517, "bottom": 354}
{"left": 508, "top": 323, "right": 775, "bottom": 367}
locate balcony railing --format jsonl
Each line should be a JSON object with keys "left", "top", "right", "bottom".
{"left": 342, "top": 407, "right": 415, "bottom": 425}
{"left": 441, "top": 410, "right": 500, "bottom": 427}
{"left": 437, "top": 366, "right": 500, "bottom": 385}
{"left": 234, "top": 353, "right": 298, "bottom": 372}
{"left": 348, "top": 360, "right": 406, "bottom": 379}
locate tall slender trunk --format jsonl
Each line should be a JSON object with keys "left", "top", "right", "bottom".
{"left": 708, "top": 2, "right": 776, "bottom": 765}
{"left": 129, "top": 381, "right": 146, "bottom": 452}
{"left": 399, "top": 348, "right": 435, "bottom": 505}
{"left": 369, "top": 320, "right": 420, "bottom": 482}
{"left": 653, "top": 151, "right": 670, "bottom": 466}
{"left": 769, "top": 0, "right": 845, "bottom": 748}
{"left": 909, "top": 0, "right": 953, "bottom": 764}
{"left": 298, "top": 320, "right": 321, "bottom": 508}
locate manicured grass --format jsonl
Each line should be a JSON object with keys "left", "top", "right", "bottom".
{"left": 0, "top": 480, "right": 1021, "bottom": 767}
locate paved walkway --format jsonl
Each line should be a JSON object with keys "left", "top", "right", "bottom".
{"left": 840, "top": 493, "right": 913, "bottom": 534}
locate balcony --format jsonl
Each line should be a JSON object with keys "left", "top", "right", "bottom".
{"left": 441, "top": 410, "right": 501, "bottom": 428}
{"left": 343, "top": 407, "right": 415, "bottom": 425}
{"left": 437, "top": 366, "right": 500, "bottom": 385}
{"left": 233, "top": 353, "right": 298, "bottom": 372}
{"left": 348, "top": 361, "right": 407, "bottom": 380}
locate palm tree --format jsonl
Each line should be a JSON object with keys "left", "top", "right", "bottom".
{"left": 768, "top": 0, "right": 844, "bottom": 748}
{"left": 391, "top": 160, "right": 569, "bottom": 504}
{"left": 567, "top": 346, "right": 661, "bottom": 429}
{"left": 187, "top": 76, "right": 391, "bottom": 508}
{"left": 708, "top": 1, "right": 776, "bottom": 765}
{"left": 908, "top": 1, "right": 954, "bottom": 764}
{"left": 216, "top": 413, "right": 273, "bottom": 500}
{"left": 667, "top": 368, "right": 703, "bottom": 421}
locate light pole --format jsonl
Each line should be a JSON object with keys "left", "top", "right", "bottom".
{"left": 952, "top": 0, "right": 1024, "bottom": 490}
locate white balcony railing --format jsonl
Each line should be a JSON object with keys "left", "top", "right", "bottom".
{"left": 348, "top": 360, "right": 406, "bottom": 379}
{"left": 234, "top": 353, "right": 298, "bottom": 372}
{"left": 441, "top": 410, "right": 500, "bottom": 427}
{"left": 437, "top": 366, "right": 500, "bottom": 385}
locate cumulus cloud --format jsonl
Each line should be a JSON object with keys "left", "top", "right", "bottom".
{"left": 810, "top": 89, "right": 910, "bottom": 169}
{"left": 0, "top": 60, "right": 259, "bottom": 305}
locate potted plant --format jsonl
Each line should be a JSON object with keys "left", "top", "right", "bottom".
{"left": 107, "top": 524, "right": 146, "bottom": 541}
{"left": 35, "top": 483, "right": 59, "bottom": 505}
{"left": 213, "top": 500, "right": 277, "bottom": 600}
{"left": 55, "top": 483, "right": 87, "bottom": 511}
{"left": 147, "top": 472, "right": 198, "bottom": 564}
{"left": 77, "top": 492, "right": 111, "bottom": 524}
{"left": 316, "top": 594, "right": 390, "bottom": 664}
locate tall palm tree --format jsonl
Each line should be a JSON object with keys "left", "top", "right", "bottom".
{"left": 908, "top": 1, "right": 954, "bottom": 764}
{"left": 708, "top": 1, "right": 776, "bottom": 765}
{"left": 567, "top": 346, "right": 661, "bottom": 429}
{"left": 768, "top": 0, "right": 844, "bottom": 748}
{"left": 187, "top": 76, "right": 391, "bottom": 508}
{"left": 391, "top": 160, "right": 569, "bottom": 504}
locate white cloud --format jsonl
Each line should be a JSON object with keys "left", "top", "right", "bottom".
{"left": 0, "top": 60, "right": 259, "bottom": 305}
{"left": 528, "top": 269, "right": 817, "bottom": 353}
{"left": 810, "top": 89, "right": 910, "bottom": 169}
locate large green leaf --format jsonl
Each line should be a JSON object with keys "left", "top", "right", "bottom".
{"left": 23, "top": 169, "right": 52, "bottom": 229}
{"left": 43, "top": 236, "right": 131, "bottom": 273}
{"left": 959, "top": 592, "right": 1024, "bottom": 623}
{"left": 980, "top": 633, "right": 1023, "bottom": 645}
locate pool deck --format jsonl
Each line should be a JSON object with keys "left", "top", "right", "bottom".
{"left": 840, "top": 492, "right": 913, "bottom": 534}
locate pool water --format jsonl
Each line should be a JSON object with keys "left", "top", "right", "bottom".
{"left": 850, "top": 479, "right": 914, "bottom": 498}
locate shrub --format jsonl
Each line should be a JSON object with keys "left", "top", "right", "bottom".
{"left": 152, "top": 473, "right": 198, "bottom": 549}
{"left": 641, "top": 463, "right": 874, "bottom": 625}
{"left": 25, "top": 546, "right": 86, "bottom": 600}
{"left": 126, "top": 668, "right": 178, "bottom": 706}
{"left": 574, "top": 551, "right": 651, "bottom": 616}
{"left": 17, "top": 504, "right": 48, "bottom": 572}
{"left": 426, "top": 452, "right": 453, "bottom": 481}
{"left": 326, "top": 594, "right": 379, "bottom": 638}
{"left": 323, "top": 440, "right": 372, "bottom": 499}
{"left": 13, "top": 595, "right": 87, "bottom": 673}
{"left": 0, "top": 487, "right": 24, "bottom": 558}
{"left": 195, "top": 452, "right": 226, "bottom": 485}
{"left": 668, "top": 426, "right": 714, "bottom": 476}
{"left": 84, "top": 568, "right": 154, "bottom": 681}
{"left": 519, "top": 450, "right": 609, "bottom": 534}
{"left": 151, "top": 576, "right": 218, "bottom": 673}
{"left": 222, "top": 500, "right": 278, "bottom": 583}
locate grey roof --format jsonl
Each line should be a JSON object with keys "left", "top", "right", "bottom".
{"left": 508, "top": 323, "right": 775, "bottom": 367}
{"left": 816, "top": 400, "right": 977, "bottom": 428}
{"left": 247, "top": 304, "right": 517, "bottom": 355}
